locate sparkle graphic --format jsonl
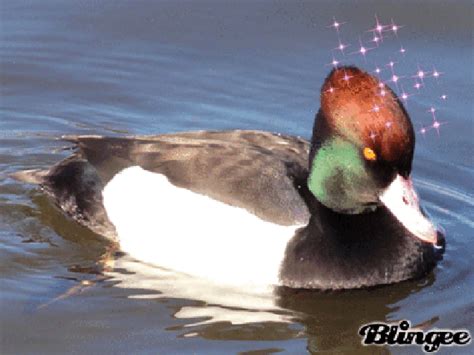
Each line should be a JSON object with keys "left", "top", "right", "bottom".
{"left": 325, "top": 85, "right": 335, "bottom": 94}
{"left": 387, "top": 72, "right": 404, "bottom": 92}
{"left": 335, "top": 39, "right": 350, "bottom": 54}
{"left": 324, "top": 14, "right": 450, "bottom": 141}
{"left": 328, "top": 16, "right": 350, "bottom": 58}
{"left": 419, "top": 126, "right": 428, "bottom": 138}
{"left": 399, "top": 85, "right": 411, "bottom": 104}
{"left": 369, "top": 131, "right": 377, "bottom": 142}
{"left": 431, "top": 119, "right": 447, "bottom": 137}
{"left": 413, "top": 64, "right": 426, "bottom": 84}
{"left": 343, "top": 70, "right": 352, "bottom": 82}
{"left": 378, "top": 82, "right": 387, "bottom": 97}
{"left": 368, "top": 15, "right": 386, "bottom": 41}
{"left": 371, "top": 104, "right": 381, "bottom": 113}
{"left": 352, "top": 37, "right": 372, "bottom": 61}
{"left": 328, "top": 17, "right": 345, "bottom": 33}
{"left": 371, "top": 34, "right": 381, "bottom": 46}
{"left": 385, "top": 59, "right": 401, "bottom": 91}
{"left": 390, "top": 19, "right": 403, "bottom": 36}
{"left": 431, "top": 66, "right": 443, "bottom": 80}
{"left": 426, "top": 107, "right": 447, "bottom": 136}
{"left": 428, "top": 107, "right": 437, "bottom": 119}
{"left": 327, "top": 54, "right": 340, "bottom": 68}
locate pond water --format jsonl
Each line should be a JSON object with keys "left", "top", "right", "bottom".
{"left": 1, "top": 1, "right": 472, "bottom": 354}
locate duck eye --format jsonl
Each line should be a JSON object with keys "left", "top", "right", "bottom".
{"left": 363, "top": 147, "right": 377, "bottom": 161}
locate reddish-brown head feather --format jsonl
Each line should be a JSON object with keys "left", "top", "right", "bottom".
{"left": 320, "top": 67, "right": 413, "bottom": 163}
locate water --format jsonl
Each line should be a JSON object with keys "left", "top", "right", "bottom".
{"left": 1, "top": 1, "right": 473, "bottom": 354}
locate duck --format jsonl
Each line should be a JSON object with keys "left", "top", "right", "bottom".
{"left": 14, "top": 66, "right": 445, "bottom": 290}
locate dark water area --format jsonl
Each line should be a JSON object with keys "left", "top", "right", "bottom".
{"left": 1, "top": 1, "right": 473, "bottom": 354}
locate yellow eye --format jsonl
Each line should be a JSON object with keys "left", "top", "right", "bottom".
{"left": 363, "top": 147, "right": 377, "bottom": 161}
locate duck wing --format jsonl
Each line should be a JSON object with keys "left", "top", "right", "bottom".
{"left": 39, "top": 130, "right": 311, "bottom": 238}
{"left": 71, "top": 130, "right": 311, "bottom": 224}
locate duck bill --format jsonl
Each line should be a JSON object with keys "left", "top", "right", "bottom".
{"left": 379, "top": 174, "right": 438, "bottom": 244}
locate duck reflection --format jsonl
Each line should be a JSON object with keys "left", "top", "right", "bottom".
{"left": 106, "top": 254, "right": 435, "bottom": 354}
{"left": 275, "top": 279, "right": 434, "bottom": 354}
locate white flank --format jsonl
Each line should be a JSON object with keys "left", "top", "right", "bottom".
{"left": 102, "top": 166, "right": 301, "bottom": 289}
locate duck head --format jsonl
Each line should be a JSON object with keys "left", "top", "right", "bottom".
{"left": 308, "top": 66, "right": 439, "bottom": 245}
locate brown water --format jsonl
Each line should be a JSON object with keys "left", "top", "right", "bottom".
{"left": 1, "top": 1, "right": 473, "bottom": 354}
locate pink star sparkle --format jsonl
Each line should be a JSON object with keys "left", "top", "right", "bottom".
{"left": 390, "top": 19, "right": 403, "bottom": 36}
{"left": 413, "top": 64, "right": 426, "bottom": 84}
{"left": 387, "top": 73, "right": 404, "bottom": 92}
{"left": 327, "top": 54, "right": 340, "bottom": 68}
{"left": 431, "top": 66, "right": 443, "bottom": 80}
{"left": 386, "top": 60, "right": 398, "bottom": 76}
{"left": 440, "top": 94, "right": 448, "bottom": 100}
{"left": 428, "top": 107, "right": 437, "bottom": 120}
{"left": 371, "top": 104, "right": 381, "bottom": 113}
{"left": 325, "top": 85, "right": 335, "bottom": 94}
{"left": 399, "top": 85, "right": 411, "bottom": 104}
{"left": 343, "top": 71, "right": 352, "bottom": 82}
{"left": 378, "top": 82, "right": 387, "bottom": 97}
{"left": 431, "top": 119, "right": 447, "bottom": 137}
{"left": 374, "top": 66, "right": 382, "bottom": 75}
{"left": 351, "top": 37, "right": 372, "bottom": 61}
{"left": 368, "top": 15, "right": 386, "bottom": 40}
{"left": 426, "top": 107, "right": 447, "bottom": 136}
{"left": 369, "top": 131, "right": 377, "bottom": 142}
{"left": 419, "top": 126, "right": 428, "bottom": 138}
{"left": 334, "top": 39, "right": 350, "bottom": 54}
{"left": 328, "top": 17, "right": 345, "bottom": 33}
